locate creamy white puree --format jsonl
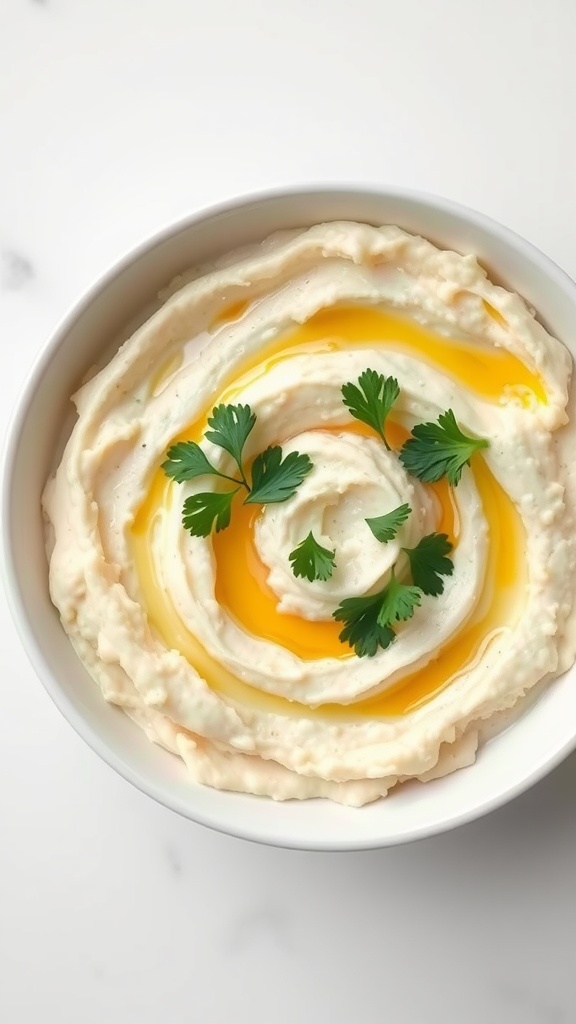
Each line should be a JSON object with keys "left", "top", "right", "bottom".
{"left": 43, "top": 223, "right": 575, "bottom": 805}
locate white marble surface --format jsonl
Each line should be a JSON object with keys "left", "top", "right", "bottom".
{"left": 2, "top": 1, "right": 576, "bottom": 1020}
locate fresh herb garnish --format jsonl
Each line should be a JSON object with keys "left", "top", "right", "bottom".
{"left": 289, "top": 532, "right": 336, "bottom": 582}
{"left": 403, "top": 533, "right": 454, "bottom": 596}
{"left": 341, "top": 369, "right": 400, "bottom": 448}
{"left": 162, "top": 403, "right": 313, "bottom": 538}
{"left": 333, "top": 524, "right": 454, "bottom": 657}
{"left": 182, "top": 489, "right": 239, "bottom": 537}
{"left": 365, "top": 502, "right": 411, "bottom": 543}
{"left": 399, "top": 409, "right": 488, "bottom": 486}
{"left": 205, "top": 403, "right": 256, "bottom": 490}
{"left": 333, "top": 591, "right": 396, "bottom": 658}
{"left": 165, "top": 373, "right": 466, "bottom": 650}
{"left": 376, "top": 570, "right": 422, "bottom": 626}
{"left": 333, "top": 573, "right": 420, "bottom": 658}
{"left": 162, "top": 441, "right": 240, "bottom": 486}
{"left": 246, "top": 447, "right": 313, "bottom": 505}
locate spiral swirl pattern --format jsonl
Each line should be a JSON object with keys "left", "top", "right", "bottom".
{"left": 44, "top": 223, "right": 575, "bottom": 804}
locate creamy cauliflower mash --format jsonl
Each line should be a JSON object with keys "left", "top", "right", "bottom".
{"left": 43, "top": 222, "right": 576, "bottom": 805}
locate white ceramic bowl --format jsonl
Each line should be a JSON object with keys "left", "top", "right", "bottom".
{"left": 3, "top": 185, "right": 576, "bottom": 850}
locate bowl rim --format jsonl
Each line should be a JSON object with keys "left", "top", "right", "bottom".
{"left": 3, "top": 181, "right": 576, "bottom": 851}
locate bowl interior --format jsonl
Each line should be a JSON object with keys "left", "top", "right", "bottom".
{"left": 4, "top": 186, "right": 576, "bottom": 850}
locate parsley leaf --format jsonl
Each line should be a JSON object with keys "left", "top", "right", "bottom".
{"left": 403, "top": 533, "right": 454, "bottom": 596}
{"left": 163, "top": 403, "right": 314, "bottom": 537}
{"left": 246, "top": 446, "right": 313, "bottom": 505}
{"left": 289, "top": 532, "right": 336, "bottom": 582}
{"left": 365, "top": 502, "right": 411, "bottom": 543}
{"left": 333, "top": 531, "right": 453, "bottom": 657}
{"left": 376, "top": 571, "right": 421, "bottom": 626}
{"left": 399, "top": 409, "right": 489, "bottom": 485}
{"left": 182, "top": 489, "right": 239, "bottom": 537}
{"left": 341, "top": 369, "right": 400, "bottom": 448}
{"left": 162, "top": 441, "right": 240, "bottom": 485}
{"left": 205, "top": 403, "right": 256, "bottom": 487}
{"left": 333, "top": 592, "right": 396, "bottom": 658}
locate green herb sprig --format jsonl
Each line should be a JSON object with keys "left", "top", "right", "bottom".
{"left": 329, "top": 371, "right": 489, "bottom": 655}
{"left": 333, "top": 529, "right": 454, "bottom": 657}
{"left": 289, "top": 532, "right": 337, "bottom": 582}
{"left": 162, "top": 403, "right": 312, "bottom": 537}
{"left": 399, "top": 409, "right": 488, "bottom": 486}
{"left": 365, "top": 502, "right": 411, "bottom": 543}
{"left": 341, "top": 369, "right": 400, "bottom": 448}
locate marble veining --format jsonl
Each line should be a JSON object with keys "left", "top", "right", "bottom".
{"left": 164, "top": 843, "right": 184, "bottom": 876}
{"left": 226, "top": 904, "right": 295, "bottom": 955}
{"left": 0, "top": 249, "right": 34, "bottom": 291}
